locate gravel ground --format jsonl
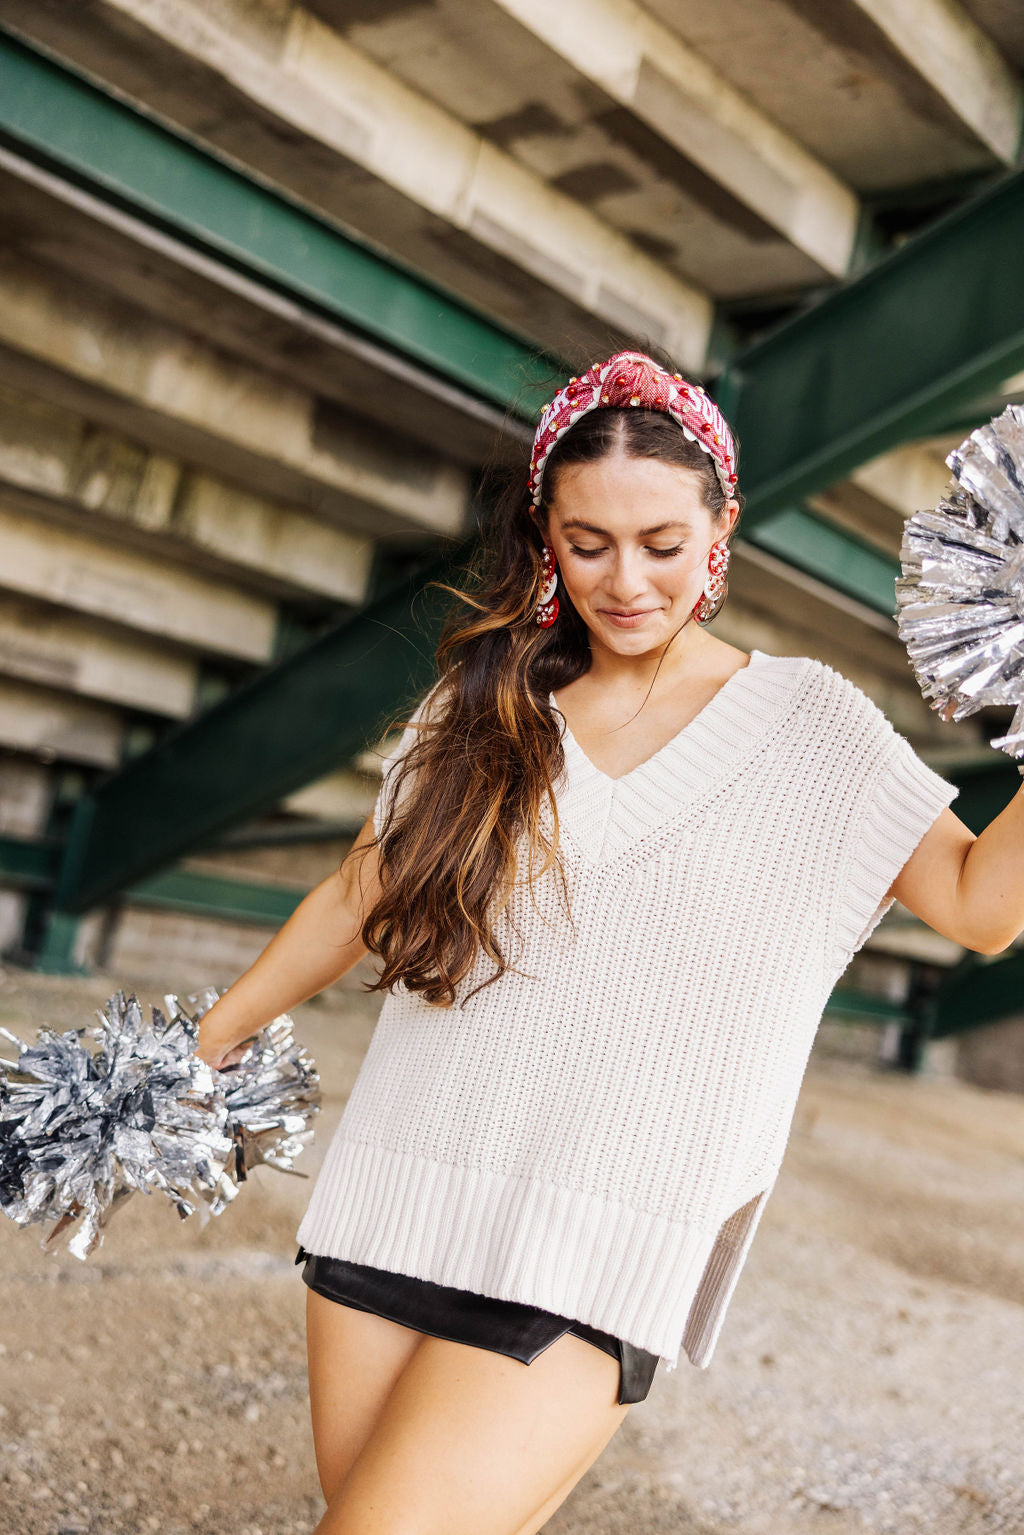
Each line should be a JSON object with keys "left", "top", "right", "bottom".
{"left": 2, "top": 968, "right": 1023, "bottom": 1535}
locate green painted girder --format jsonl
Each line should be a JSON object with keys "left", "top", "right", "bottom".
{"left": 944, "top": 761, "right": 1024, "bottom": 836}
{"left": 0, "top": 831, "right": 305, "bottom": 924}
{"left": 0, "top": 834, "right": 60, "bottom": 892}
{"left": 125, "top": 869, "right": 305, "bottom": 926}
{"left": 822, "top": 988, "right": 907, "bottom": 1022}
{"left": 930, "top": 948, "right": 1024, "bottom": 1039}
{"left": 745, "top": 505, "right": 901, "bottom": 617}
{"left": 0, "top": 28, "right": 555, "bottom": 417}
{"left": 53, "top": 545, "right": 470, "bottom": 914}
{"left": 718, "top": 166, "right": 1024, "bottom": 529}
{"left": 34, "top": 910, "right": 88, "bottom": 976}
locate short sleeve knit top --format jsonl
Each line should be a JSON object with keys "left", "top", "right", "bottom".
{"left": 297, "top": 649, "right": 960, "bottom": 1371}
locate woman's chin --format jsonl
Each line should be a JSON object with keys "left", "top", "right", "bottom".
{"left": 585, "top": 618, "right": 670, "bottom": 654}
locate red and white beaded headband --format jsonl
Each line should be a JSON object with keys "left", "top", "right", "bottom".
{"left": 527, "top": 350, "right": 738, "bottom": 509}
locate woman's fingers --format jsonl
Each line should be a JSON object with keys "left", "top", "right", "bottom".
{"left": 217, "top": 1038, "right": 258, "bottom": 1069}
{"left": 194, "top": 1033, "right": 252, "bottom": 1070}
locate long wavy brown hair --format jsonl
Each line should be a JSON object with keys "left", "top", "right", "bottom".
{"left": 358, "top": 365, "right": 743, "bottom": 1007}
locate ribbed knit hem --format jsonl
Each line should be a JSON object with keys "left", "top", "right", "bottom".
{"left": 296, "top": 1135, "right": 771, "bottom": 1369}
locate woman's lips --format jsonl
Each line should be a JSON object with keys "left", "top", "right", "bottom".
{"left": 601, "top": 608, "right": 657, "bottom": 627}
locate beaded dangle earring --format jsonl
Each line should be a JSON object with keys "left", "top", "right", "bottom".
{"left": 536, "top": 543, "right": 560, "bottom": 627}
{"left": 692, "top": 540, "right": 730, "bottom": 625}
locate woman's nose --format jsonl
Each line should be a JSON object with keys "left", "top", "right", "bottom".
{"left": 605, "top": 551, "right": 647, "bottom": 601}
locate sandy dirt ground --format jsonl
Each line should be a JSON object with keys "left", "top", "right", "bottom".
{"left": 2, "top": 968, "right": 1023, "bottom": 1535}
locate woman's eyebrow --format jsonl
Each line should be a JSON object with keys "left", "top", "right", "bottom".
{"left": 559, "top": 519, "right": 690, "bottom": 537}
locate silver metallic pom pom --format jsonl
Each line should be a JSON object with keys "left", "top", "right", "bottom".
{"left": 895, "top": 404, "right": 1024, "bottom": 765}
{"left": 0, "top": 987, "right": 320, "bottom": 1259}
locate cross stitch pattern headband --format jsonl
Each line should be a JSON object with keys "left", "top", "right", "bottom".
{"left": 527, "top": 350, "right": 738, "bottom": 510}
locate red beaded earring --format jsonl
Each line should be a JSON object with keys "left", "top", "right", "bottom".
{"left": 536, "top": 544, "right": 559, "bottom": 627}
{"left": 692, "top": 540, "right": 730, "bottom": 624}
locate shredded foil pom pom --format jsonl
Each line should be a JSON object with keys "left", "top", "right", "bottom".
{"left": 0, "top": 987, "right": 320, "bottom": 1259}
{"left": 895, "top": 404, "right": 1024, "bottom": 760}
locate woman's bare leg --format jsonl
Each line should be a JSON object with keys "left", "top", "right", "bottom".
{"left": 505, "top": 1424, "right": 626, "bottom": 1535}
{"left": 313, "top": 1328, "right": 630, "bottom": 1535}
{"left": 305, "top": 1288, "right": 427, "bottom": 1501}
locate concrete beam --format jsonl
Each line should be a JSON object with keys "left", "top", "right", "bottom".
{"left": 0, "top": 381, "right": 374, "bottom": 606}
{"left": 0, "top": 127, "right": 534, "bottom": 469}
{"left": 0, "top": 251, "right": 471, "bottom": 541}
{"left": 173, "top": 476, "right": 374, "bottom": 605}
{"left": 847, "top": 0, "right": 1022, "bottom": 164}
{"left": 0, "top": 756, "right": 53, "bottom": 836}
{"left": 0, "top": 0, "right": 712, "bottom": 365}
{"left": 726, "top": 541, "right": 952, "bottom": 740}
{"left": 492, "top": 0, "right": 859, "bottom": 278}
{"left": 0, "top": 677, "right": 122, "bottom": 768}
{"left": 0, "top": 502, "right": 277, "bottom": 664}
{"left": 809, "top": 443, "right": 953, "bottom": 555}
{"left": 0, "top": 597, "right": 198, "bottom": 718}
{"left": 848, "top": 441, "right": 952, "bottom": 517}
{"left": 285, "top": 4, "right": 700, "bottom": 357}
{"left": 281, "top": 771, "right": 378, "bottom": 825}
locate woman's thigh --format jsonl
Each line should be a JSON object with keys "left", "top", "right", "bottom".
{"left": 306, "top": 1287, "right": 427, "bottom": 1501}
{"left": 314, "top": 1327, "right": 630, "bottom": 1535}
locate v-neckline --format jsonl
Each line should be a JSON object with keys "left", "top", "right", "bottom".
{"left": 550, "top": 649, "right": 766, "bottom": 786}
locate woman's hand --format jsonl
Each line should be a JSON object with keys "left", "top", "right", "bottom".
{"left": 194, "top": 993, "right": 258, "bottom": 1068}
{"left": 194, "top": 1018, "right": 257, "bottom": 1070}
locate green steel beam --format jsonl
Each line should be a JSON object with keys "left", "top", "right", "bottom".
{"left": 745, "top": 506, "right": 901, "bottom": 617}
{"left": 718, "top": 166, "right": 1024, "bottom": 529}
{"left": 0, "top": 832, "right": 306, "bottom": 927}
{"left": 52, "top": 544, "right": 471, "bottom": 914}
{"left": 944, "top": 761, "right": 1024, "bottom": 836}
{"left": 33, "top": 910, "right": 88, "bottom": 976}
{"left": 914, "top": 387, "right": 1024, "bottom": 446}
{"left": 931, "top": 948, "right": 1024, "bottom": 1039}
{"left": 0, "top": 834, "right": 61, "bottom": 892}
{"left": 0, "top": 28, "right": 555, "bottom": 416}
{"left": 823, "top": 988, "right": 908, "bottom": 1023}
{"left": 125, "top": 869, "right": 306, "bottom": 926}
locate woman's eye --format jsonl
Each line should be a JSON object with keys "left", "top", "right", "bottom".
{"left": 568, "top": 544, "right": 685, "bottom": 559}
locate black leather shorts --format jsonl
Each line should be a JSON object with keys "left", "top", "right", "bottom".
{"left": 297, "top": 1247, "right": 659, "bottom": 1404}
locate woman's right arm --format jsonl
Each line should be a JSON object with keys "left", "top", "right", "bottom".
{"left": 194, "top": 810, "right": 381, "bottom": 1067}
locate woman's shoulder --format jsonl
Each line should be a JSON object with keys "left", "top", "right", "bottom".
{"left": 741, "top": 646, "right": 825, "bottom": 712}
{"left": 761, "top": 648, "right": 923, "bottom": 760}
{"left": 758, "top": 648, "right": 890, "bottom": 708}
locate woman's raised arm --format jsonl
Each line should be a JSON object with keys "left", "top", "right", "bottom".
{"left": 886, "top": 793, "right": 1024, "bottom": 955}
{"left": 195, "top": 810, "right": 381, "bottom": 1067}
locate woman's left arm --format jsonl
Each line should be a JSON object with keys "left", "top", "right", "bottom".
{"left": 886, "top": 787, "right": 1024, "bottom": 955}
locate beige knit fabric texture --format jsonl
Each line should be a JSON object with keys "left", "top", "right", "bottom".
{"left": 297, "top": 649, "right": 960, "bottom": 1371}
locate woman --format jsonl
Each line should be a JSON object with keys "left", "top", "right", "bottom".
{"left": 197, "top": 350, "right": 1021, "bottom": 1535}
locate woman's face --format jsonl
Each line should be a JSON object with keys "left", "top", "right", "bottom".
{"left": 543, "top": 453, "right": 740, "bottom": 655}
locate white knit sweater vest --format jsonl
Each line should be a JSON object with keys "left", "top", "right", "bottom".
{"left": 297, "top": 649, "right": 960, "bottom": 1370}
